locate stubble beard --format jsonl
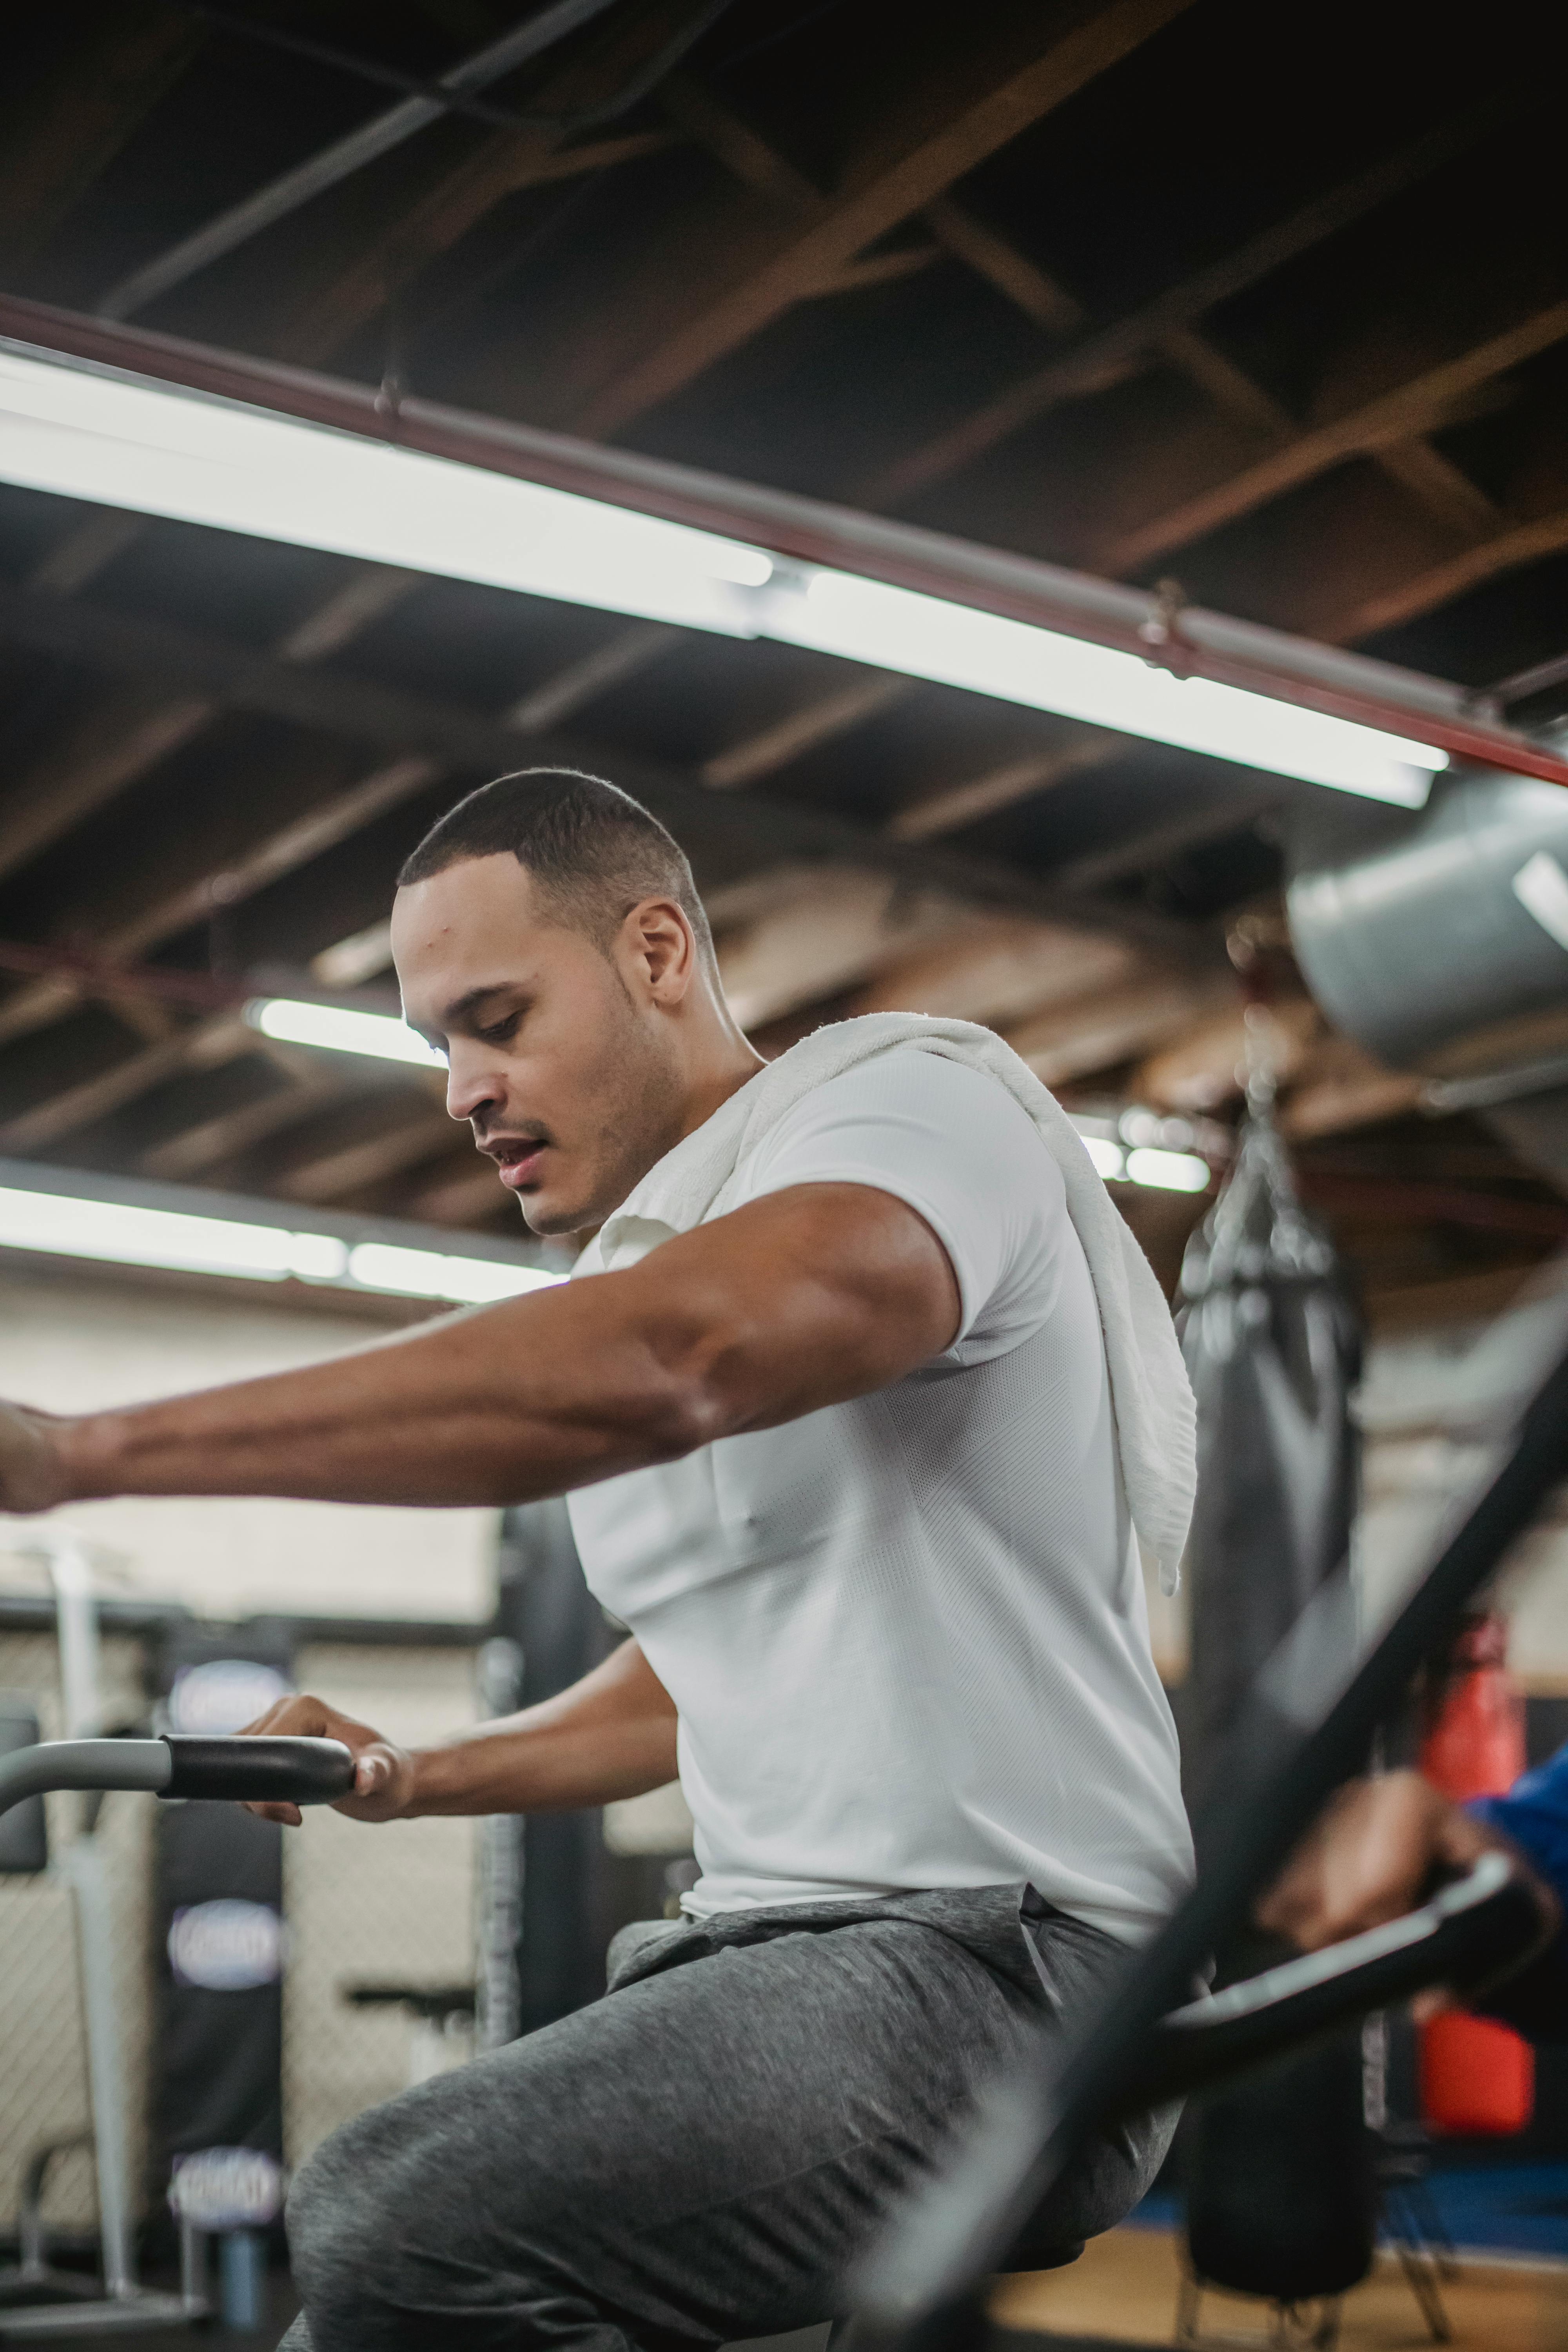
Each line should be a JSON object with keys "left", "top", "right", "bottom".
{"left": 516, "top": 1011, "right": 685, "bottom": 1238}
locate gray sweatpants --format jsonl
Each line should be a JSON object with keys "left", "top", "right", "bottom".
{"left": 278, "top": 1885, "right": 1174, "bottom": 2352}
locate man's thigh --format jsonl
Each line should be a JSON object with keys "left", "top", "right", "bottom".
{"left": 290, "top": 1915, "right": 1053, "bottom": 2350}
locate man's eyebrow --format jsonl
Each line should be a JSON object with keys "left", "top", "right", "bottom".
{"left": 436, "top": 981, "right": 524, "bottom": 1033}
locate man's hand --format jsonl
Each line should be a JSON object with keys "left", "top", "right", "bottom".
{"left": 1258, "top": 1770, "right": 1560, "bottom": 2017}
{"left": 0, "top": 1402, "right": 71, "bottom": 1517}
{"left": 240, "top": 1693, "right": 417, "bottom": 1828}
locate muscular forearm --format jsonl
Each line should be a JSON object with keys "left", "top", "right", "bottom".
{"left": 5, "top": 1185, "right": 955, "bottom": 1515}
{"left": 409, "top": 1640, "right": 679, "bottom": 1815}
{"left": 244, "top": 1639, "right": 679, "bottom": 1826}
{"left": 44, "top": 1272, "right": 709, "bottom": 1511}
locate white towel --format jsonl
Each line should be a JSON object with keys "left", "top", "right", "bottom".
{"left": 604, "top": 1011, "right": 1196, "bottom": 1590}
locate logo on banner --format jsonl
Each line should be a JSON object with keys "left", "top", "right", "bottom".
{"left": 169, "top": 2147, "right": 285, "bottom": 2230}
{"left": 168, "top": 1900, "right": 287, "bottom": 1990}
{"left": 169, "top": 1659, "right": 291, "bottom": 1734}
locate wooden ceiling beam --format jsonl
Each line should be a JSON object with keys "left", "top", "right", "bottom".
{"left": 405, "top": 1159, "right": 513, "bottom": 1227}
{"left": 572, "top": 0, "right": 1197, "bottom": 439}
{"left": 878, "top": 156, "right": 1503, "bottom": 592}
{"left": 499, "top": 619, "right": 679, "bottom": 732}
{"left": 0, "top": 3, "right": 203, "bottom": 273}
{"left": 140, "top": 1073, "right": 343, "bottom": 1183}
{"left": 0, "top": 580, "right": 1201, "bottom": 1049}
{"left": 1004, "top": 969, "right": 1235, "bottom": 1087}
{"left": 0, "top": 562, "right": 421, "bottom": 888}
{"left": 1096, "top": 296, "right": 1568, "bottom": 576}
{"left": 715, "top": 868, "right": 973, "bottom": 1031}
{"left": 269, "top": 0, "right": 706, "bottom": 367}
{"left": 863, "top": 96, "right": 1516, "bottom": 510}
{"left": 1325, "top": 503, "right": 1568, "bottom": 645}
{"left": 848, "top": 913, "right": 1137, "bottom": 1030}
{"left": 273, "top": 1103, "right": 457, "bottom": 1207}
{"left": 700, "top": 671, "right": 911, "bottom": 791}
{"left": 1044, "top": 791, "right": 1280, "bottom": 895}
{"left": 0, "top": 1011, "right": 250, "bottom": 1156}
{"left": 886, "top": 733, "right": 1124, "bottom": 842}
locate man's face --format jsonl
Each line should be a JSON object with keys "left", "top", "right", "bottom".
{"left": 392, "top": 854, "right": 687, "bottom": 1234}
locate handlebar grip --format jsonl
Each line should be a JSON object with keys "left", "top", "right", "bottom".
{"left": 1135, "top": 1850, "right": 1551, "bottom": 2112}
{"left": 160, "top": 1734, "right": 356, "bottom": 1805}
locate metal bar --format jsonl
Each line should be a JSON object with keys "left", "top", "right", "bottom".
{"left": 850, "top": 1316, "right": 1568, "bottom": 2349}
{"left": 96, "top": 0, "right": 627, "bottom": 320}
{"left": 4, "top": 295, "right": 1563, "bottom": 787}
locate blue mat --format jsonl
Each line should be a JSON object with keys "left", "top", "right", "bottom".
{"left": 1126, "top": 2164, "right": 1568, "bottom": 2261}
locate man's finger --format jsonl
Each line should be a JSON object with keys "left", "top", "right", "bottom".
{"left": 243, "top": 1800, "right": 303, "bottom": 1826}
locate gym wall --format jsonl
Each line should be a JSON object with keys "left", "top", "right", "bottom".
{"left": 0, "top": 1260, "right": 496, "bottom": 2236}
{"left": 0, "top": 1261, "right": 498, "bottom": 1619}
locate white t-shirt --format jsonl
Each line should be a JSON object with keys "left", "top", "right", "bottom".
{"left": 567, "top": 1049, "right": 1192, "bottom": 1941}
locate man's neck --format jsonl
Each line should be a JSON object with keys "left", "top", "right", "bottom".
{"left": 672, "top": 1032, "right": 766, "bottom": 1148}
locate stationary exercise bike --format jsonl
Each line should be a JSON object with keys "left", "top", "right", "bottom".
{"left": 0, "top": 1731, "right": 351, "bottom": 2339}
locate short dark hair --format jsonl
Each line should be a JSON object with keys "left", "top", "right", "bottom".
{"left": 397, "top": 768, "right": 715, "bottom": 964}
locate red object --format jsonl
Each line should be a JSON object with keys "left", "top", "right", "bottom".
{"left": 1417, "top": 1614, "right": 1534, "bottom": 2136}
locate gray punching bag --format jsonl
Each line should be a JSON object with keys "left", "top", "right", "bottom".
{"left": 1174, "top": 1090, "right": 1373, "bottom": 2310}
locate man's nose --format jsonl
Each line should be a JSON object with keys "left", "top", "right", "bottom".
{"left": 445, "top": 1047, "right": 504, "bottom": 1124}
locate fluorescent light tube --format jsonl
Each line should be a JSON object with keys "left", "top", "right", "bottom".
{"left": 0, "top": 348, "right": 770, "bottom": 635}
{"left": 249, "top": 997, "right": 445, "bottom": 1069}
{"left": 1513, "top": 850, "right": 1568, "bottom": 951}
{"left": 1124, "top": 1144, "right": 1211, "bottom": 1193}
{"left": 0, "top": 1184, "right": 348, "bottom": 1284}
{"left": 1080, "top": 1133, "right": 1126, "bottom": 1181}
{"left": 0, "top": 1177, "right": 563, "bottom": 1303}
{"left": 768, "top": 572, "right": 1445, "bottom": 805}
{"left": 0, "top": 345, "right": 1453, "bottom": 804}
{"left": 348, "top": 1241, "right": 556, "bottom": 1304}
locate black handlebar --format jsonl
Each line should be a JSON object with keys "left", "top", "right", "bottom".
{"left": 1128, "top": 1849, "right": 1550, "bottom": 2119}
{"left": 0, "top": 1733, "right": 356, "bottom": 1817}
{"left": 160, "top": 1733, "right": 356, "bottom": 1805}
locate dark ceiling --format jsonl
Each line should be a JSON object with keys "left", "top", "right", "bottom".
{"left": 2, "top": 0, "right": 1566, "bottom": 1311}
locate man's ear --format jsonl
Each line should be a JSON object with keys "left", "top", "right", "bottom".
{"left": 623, "top": 898, "right": 697, "bottom": 1004}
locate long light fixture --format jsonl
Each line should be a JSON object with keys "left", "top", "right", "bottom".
{"left": 250, "top": 996, "right": 443, "bottom": 1069}
{"left": 0, "top": 1171, "right": 562, "bottom": 1307}
{"left": 0, "top": 343, "right": 1448, "bottom": 807}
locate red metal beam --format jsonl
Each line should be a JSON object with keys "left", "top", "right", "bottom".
{"left": 4, "top": 293, "right": 1566, "bottom": 791}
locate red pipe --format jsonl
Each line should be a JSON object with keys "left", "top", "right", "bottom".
{"left": 4, "top": 294, "right": 1566, "bottom": 791}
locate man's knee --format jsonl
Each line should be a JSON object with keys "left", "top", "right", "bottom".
{"left": 287, "top": 2106, "right": 408, "bottom": 2313}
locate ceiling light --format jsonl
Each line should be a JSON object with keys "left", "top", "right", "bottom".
{"left": 347, "top": 1241, "right": 553, "bottom": 1305}
{"left": 1123, "top": 1145, "right": 1211, "bottom": 1192}
{"left": 0, "top": 348, "right": 769, "bottom": 636}
{"left": 771, "top": 572, "right": 1445, "bottom": 805}
{"left": 249, "top": 996, "right": 443, "bottom": 1069}
{"left": 0, "top": 344, "right": 1454, "bottom": 804}
{"left": 1080, "top": 1134, "right": 1126, "bottom": 1181}
{"left": 0, "top": 1171, "right": 562, "bottom": 1304}
{"left": 0, "top": 1184, "right": 348, "bottom": 1285}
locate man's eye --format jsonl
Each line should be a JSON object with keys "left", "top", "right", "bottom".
{"left": 478, "top": 1016, "right": 519, "bottom": 1044}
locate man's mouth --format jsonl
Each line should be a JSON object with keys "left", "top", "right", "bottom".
{"left": 480, "top": 1137, "right": 548, "bottom": 1191}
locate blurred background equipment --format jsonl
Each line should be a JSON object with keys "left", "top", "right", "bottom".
{"left": 1175, "top": 1085, "right": 1372, "bottom": 2345}
{"left": 1418, "top": 1615, "right": 1535, "bottom": 2141}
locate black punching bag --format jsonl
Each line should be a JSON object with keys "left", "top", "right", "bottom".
{"left": 1175, "top": 1090, "right": 1372, "bottom": 2308}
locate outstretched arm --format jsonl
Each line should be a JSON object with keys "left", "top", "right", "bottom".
{"left": 244, "top": 1636, "right": 678, "bottom": 1826}
{"left": 0, "top": 1182, "right": 959, "bottom": 1515}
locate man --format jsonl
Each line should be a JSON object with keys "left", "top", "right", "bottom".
{"left": 0, "top": 769, "right": 1196, "bottom": 2352}
{"left": 1261, "top": 1756, "right": 1568, "bottom": 2039}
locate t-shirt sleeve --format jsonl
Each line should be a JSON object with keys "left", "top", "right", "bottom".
{"left": 741, "top": 1050, "right": 1064, "bottom": 1355}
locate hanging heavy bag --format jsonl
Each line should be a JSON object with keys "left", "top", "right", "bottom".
{"left": 1176, "top": 1089, "right": 1373, "bottom": 2309}
{"left": 1418, "top": 1615, "right": 1535, "bottom": 2137}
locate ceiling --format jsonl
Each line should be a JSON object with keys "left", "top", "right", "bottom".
{"left": 2, "top": 0, "right": 1566, "bottom": 1315}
